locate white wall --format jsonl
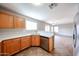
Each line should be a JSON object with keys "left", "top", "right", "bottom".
{"left": 56, "top": 23, "right": 73, "bottom": 37}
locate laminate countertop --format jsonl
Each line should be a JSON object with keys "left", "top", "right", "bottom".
{"left": 0, "top": 30, "right": 54, "bottom": 42}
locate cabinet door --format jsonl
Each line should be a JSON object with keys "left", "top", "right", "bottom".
{"left": 20, "top": 36, "right": 31, "bottom": 50}
{"left": 48, "top": 36, "right": 54, "bottom": 52}
{"left": 3, "top": 38, "right": 20, "bottom": 56}
{"left": 0, "top": 42, "right": 2, "bottom": 56}
{"left": 0, "top": 12, "right": 13, "bottom": 28}
{"left": 32, "top": 35, "right": 40, "bottom": 46}
{"left": 14, "top": 16, "right": 25, "bottom": 28}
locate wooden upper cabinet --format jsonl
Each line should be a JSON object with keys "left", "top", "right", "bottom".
{"left": 0, "top": 12, "right": 25, "bottom": 28}
{"left": 20, "top": 36, "right": 31, "bottom": 50}
{"left": 2, "top": 38, "right": 20, "bottom": 56}
{"left": 32, "top": 35, "right": 40, "bottom": 46}
{"left": 14, "top": 16, "right": 25, "bottom": 28}
{"left": 0, "top": 12, "right": 13, "bottom": 28}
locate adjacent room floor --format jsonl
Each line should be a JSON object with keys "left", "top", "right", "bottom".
{"left": 15, "top": 35, "right": 73, "bottom": 56}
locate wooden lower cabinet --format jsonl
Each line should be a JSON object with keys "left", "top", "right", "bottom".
{"left": 0, "top": 35, "right": 54, "bottom": 56}
{"left": 48, "top": 36, "right": 54, "bottom": 52}
{"left": 1, "top": 36, "right": 31, "bottom": 56}
{"left": 2, "top": 38, "right": 20, "bottom": 56}
{"left": 20, "top": 36, "right": 31, "bottom": 50}
{"left": 32, "top": 35, "right": 40, "bottom": 46}
{"left": 0, "top": 42, "right": 2, "bottom": 56}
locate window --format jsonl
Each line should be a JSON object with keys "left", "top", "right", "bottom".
{"left": 54, "top": 26, "right": 59, "bottom": 32}
{"left": 45, "top": 25, "right": 50, "bottom": 32}
{"left": 25, "top": 20, "right": 37, "bottom": 30}
{"left": 51, "top": 26, "right": 54, "bottom": 32}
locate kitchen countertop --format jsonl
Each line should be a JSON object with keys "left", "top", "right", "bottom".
{"left": 0, "top": 30, "right": 54, "bottom": 42}
{"left": 37, "top": 31, "right": 54, "bottom": 37}
{"left": 0, "top": 34, "right": 32, "bottom": 42}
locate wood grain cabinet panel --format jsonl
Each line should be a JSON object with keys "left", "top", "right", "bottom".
{"left": 0, "top": 42, "right": 2, "bottom": 56}
{"left": 2, "top": 38, "right": 20, "bottom": 56}
{"left": 48, "top": 36, "right": 54, "bottom": 52}
{"left": 20, "top": 36, "right": 31, "bottom": 50}
{"left": 14, "top": 16, "right": 25, "bottom": 28}
{"left": 0, "top": 12, "right": 13, "bottom": 28}
{"left": 32, "top": 35, "right": 40, "bottom": 46}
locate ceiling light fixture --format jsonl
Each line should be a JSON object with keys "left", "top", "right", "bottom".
{"left": 49, "top": 3, "right": 58, "bottom": 9}
{"left": 32, "top": 3, "right": 41, "bottom": 6}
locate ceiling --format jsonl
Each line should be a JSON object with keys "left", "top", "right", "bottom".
{"left": 0, "top": 3, "right": 79, "bottom": 25}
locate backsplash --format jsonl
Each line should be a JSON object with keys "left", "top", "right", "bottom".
{"left": 0, "top": 29, "right": 37, "bottom": 35}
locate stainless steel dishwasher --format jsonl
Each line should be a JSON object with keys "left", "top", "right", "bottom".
{"left": 40, "top": 36, "right": 49, "bottom": 51}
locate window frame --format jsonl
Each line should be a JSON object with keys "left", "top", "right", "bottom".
{"left": 25, "top": 20, "right": 37, "bottom": 30}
